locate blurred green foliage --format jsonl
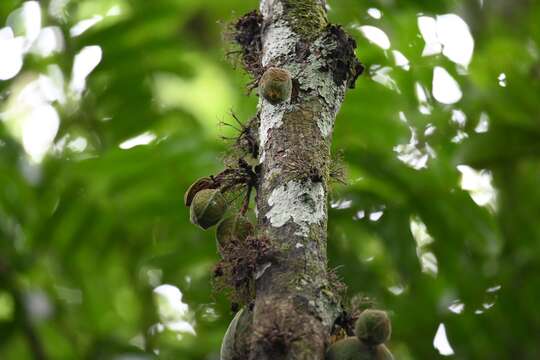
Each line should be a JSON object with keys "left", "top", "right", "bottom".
{"left": 1, "top": 0, "right": 539, "bottom": 359}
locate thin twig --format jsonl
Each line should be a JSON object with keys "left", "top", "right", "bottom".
{"left": 241, "top": 185, "right": 253, "bottom": 215}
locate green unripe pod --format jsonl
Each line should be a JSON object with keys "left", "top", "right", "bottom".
{"left": 220, "top": 307, "right": 253, "bottom": 360}
{"left": 355, "top": 310, "right": 391, "bottom": 346}
{"left": 376, "top": 344, "right": 394, "bottom": 360}
{"left": 184, "top": 176, "right": 214, "bottom": 207}
{"left": 326, "top": 337, "right": 394, "bottom": 360}
{"left": 326, "top": 337, "right": 365, "bottom": 360}
{"left": 259, "top": 67, "right": 293, "bottom": 105}
{"left": 216, "top": 215, "right": 254, "bottom": 248}
{"left": 190, "top": 189, "right": 227, "bottom": 229}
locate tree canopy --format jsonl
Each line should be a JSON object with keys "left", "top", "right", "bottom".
{"left": 1, "top": 0, "right": 539, "bottom": 359}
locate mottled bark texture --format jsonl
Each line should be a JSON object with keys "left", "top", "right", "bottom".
{"left": 248, "top": 0, "right": 362, "bottom": 359}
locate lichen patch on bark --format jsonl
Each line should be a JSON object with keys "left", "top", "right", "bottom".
{"left": 262, "top": 21, "right": 298, "bottom": 66}
{"left": 266, "top": 180, "right": 325, "bottom": 237}
{"left": 258, "top": 102, "right": 286, "bottom": 162}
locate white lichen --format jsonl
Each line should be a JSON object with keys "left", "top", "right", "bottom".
{"left": 317, "top": 111, "right": 333, "bottom": 138}
{"left": 257, "top": 5, "right": 297, "bottom": 162}
{"left": 262, "top": 21, "right": 297, "bottom": 66}
{"left": 260, "top": 0, "right": 277, "bottom": 19}
{"left": 258, "top": 102, "right": 286, "bottom": 162}
{"left": 287, "top": 35, "right": 345, "bottom": 138}
{"left": 266, "top": 180, "right": 326, "bottom": 237}
{"left": 259, "top": 0, "right": 271, "bottom": 15}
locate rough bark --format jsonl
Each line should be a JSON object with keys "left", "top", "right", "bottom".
{"left": 248, "top": 0, "right": 362, "bottom": 359}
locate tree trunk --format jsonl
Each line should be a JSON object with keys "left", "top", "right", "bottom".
{"left": 248, "top": 1, "right": 362, "bottom": 358}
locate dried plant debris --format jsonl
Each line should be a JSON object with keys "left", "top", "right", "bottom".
{"left": 227, "top": 10, "right": 264, "bottom": 81}
{"left": 327, "top": 266, "right": 347, "bottom": 298}
{"left": 319, "top": 25, "right": 364, "bottom": 89}
{"left": 215, "top": 159, "right": 258, "bottom": 193}
{"left": 220, "top": 111, "right": 260, "bottom": 160}
{"left": 330, "top": 294, "right": 379, "bottom": 341}
{"left": 331, "top": 310, "right": 356, "bottom": 341}
{"left": 329, "top": 150, "right": 347, "bottom": 185}
{"left": 213, "top": 235, "right": 276, "bottom": 304}
{"left": 283, "top": 158, "right": 325, "bottom": 183}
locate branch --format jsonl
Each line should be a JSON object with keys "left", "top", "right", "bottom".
{"left": 245, "top": 0, "right": 362, "bottom": 358}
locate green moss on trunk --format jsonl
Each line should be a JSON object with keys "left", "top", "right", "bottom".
{"left": 282, "top": 0, "right": 327, "bottom": 39}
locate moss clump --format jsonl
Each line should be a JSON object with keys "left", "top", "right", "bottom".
{"left": 355, "top": 310, "right": 391, "bottom": 346}
{"left": 326, "top": 338, "right": 394, "bottom": 360}
{"left": 216, "top": 215, "right": 254, "bottom": 249}
{"left": 190, "top": 189, "right": 227, "bottom": 230}
{"left": 282, "top": 0, "right": 327, "bottom": 39}
{"left": 259, "top": 67, "right": 293, "bottom": 105}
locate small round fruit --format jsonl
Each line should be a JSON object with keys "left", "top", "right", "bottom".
{"left": 326, "top": 337, "right": 374, "bottom": 360}
{"left": 190, "top": 189, "right": 227, "bottom": 229}
{"left": 184, "top": 177, "right": 214, "bottom": 207}
{"left": 376, "top": 344, "right": 394, "bottom": 360}
{"left": 355, "top": 310, "right": 391, "bottom": 346}
{"left": 259, "top": 67, "right": 293, "bottom": 105}
{"left": 216, "top": 215, "right": 254, "bottom": 248}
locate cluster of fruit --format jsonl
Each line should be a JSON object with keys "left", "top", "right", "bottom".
{"left": 185, "top": 179, "right": 254, "bottom": 250}
{"left": 327, "top": 309, "right": 393, "bottom": 360}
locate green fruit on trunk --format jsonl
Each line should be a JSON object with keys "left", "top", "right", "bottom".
{"left": 184, "top": 177, "right": 214, "bottom": 207}
{"left": 220, "top": 307, "right": 253, "bottom": 360}
{"left": 190, "top": 189, "right": 227, "bottom": 229}
{"left": 355, "top": 309, "right": 391, "bottom": 346}
{"left": 376, "top": 344, "right": 394, "bottom": 360}
{"left": 259, "top": 67, "right": 293, "bottom": 105}
{"left": 326, "top": 337, "right": 393, "bottom": 360}
{"left": 216, "top": 215, "right": 254, "bottom": 248}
